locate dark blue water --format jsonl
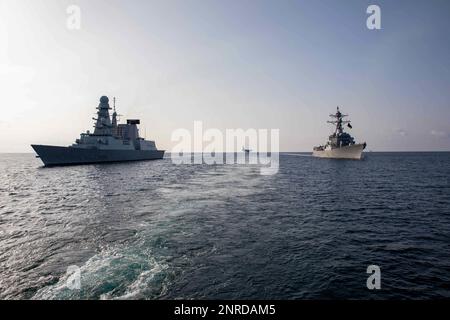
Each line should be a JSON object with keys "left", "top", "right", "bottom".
{"left": 1, "top": 153, "right": 449, "bottom": 299}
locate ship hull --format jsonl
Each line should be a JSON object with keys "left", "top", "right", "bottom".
{"left": 312, "top": 143, "right": 365, "bottom": 160}
{"left": 31, "top": 145, "right": 165, "bottom": 167}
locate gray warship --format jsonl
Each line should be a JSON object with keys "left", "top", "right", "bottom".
{"left": 32, "top": 96, "right": 165, "bottom": 166}
{"left": 313, "top": 106, "right": 366, "bottom": 160}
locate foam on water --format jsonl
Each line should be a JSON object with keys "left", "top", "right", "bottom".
{"left": 32, "top": 243, "right": 170, "bottom": 300}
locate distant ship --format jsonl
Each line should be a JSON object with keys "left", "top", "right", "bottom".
{"left": 242, "top": 146, "right": 251, "bottom": 153}
{"left": 32, "top": 96, "right": 164, "bottom": 166}
{"left": 313, "top": 107, "right": 366, "bottom": 160}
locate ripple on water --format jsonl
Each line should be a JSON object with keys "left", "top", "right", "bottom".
{"left": 0, "top": 153, "right": 450, "bottom": 299}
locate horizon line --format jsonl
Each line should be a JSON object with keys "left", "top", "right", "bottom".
{"left": 1, "top": 151, "right": 450, "bottom": 155}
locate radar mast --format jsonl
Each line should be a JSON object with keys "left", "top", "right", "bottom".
{"left": 327, "top": 106, "right": 351, "bottom": 135}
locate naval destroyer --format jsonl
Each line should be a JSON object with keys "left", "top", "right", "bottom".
{"left": 313, "top": 107, "right": 366, "bottom": 160}
{"left": 32, "top": 96, "right": 164, "bottom": 166}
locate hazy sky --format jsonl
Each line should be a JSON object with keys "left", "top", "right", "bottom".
{"left": 1, "top": 0, "right": 449, "bottom": 152}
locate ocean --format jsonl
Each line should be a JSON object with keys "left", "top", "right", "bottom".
{"left": 0, "top": 152, "right": 449, "bottom": 299}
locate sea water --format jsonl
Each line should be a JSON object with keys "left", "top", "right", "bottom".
{"left": 0, "top": 152, "right": 449, "bottom": 299}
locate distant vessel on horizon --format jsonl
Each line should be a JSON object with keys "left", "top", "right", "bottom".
{"left": 32, "top": 96, "right": 164, "bottom": 167}
{"left": 242, "top": 146, "right": 252, "bottom": 153}
{"left": 312, "top": 107, "right": 366, "bottom": 160}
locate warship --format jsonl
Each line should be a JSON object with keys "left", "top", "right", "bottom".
{"left": 242, "top": 146, "right": 251, "bottom": 153}
{"left": 32, "top": 96, "right": 165, "bottom": 166}
{"left": 313, "top": 107, "right": 366, "bottom": 160}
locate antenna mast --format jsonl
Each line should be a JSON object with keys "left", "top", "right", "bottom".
{"left": 327, "top": 106, "right": 350, "bottom": 134}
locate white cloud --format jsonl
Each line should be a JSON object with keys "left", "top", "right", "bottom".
{"left": 395, "top": 128, "right": 407, "bottom": 137}
{"left": 430, "top": 130, "right": 448, "bottom": 138}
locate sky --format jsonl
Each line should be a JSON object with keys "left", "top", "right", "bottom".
{"left": 0, "top": 0, "right": 449, "bottom": 152}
